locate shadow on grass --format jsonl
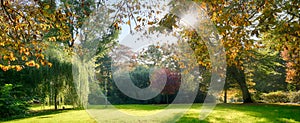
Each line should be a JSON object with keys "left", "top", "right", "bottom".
{"left": 177, "top": 117, "right": 210, "bottom": 123}
{"left": 0, "top": 108, "right": 74, "bottom": 122}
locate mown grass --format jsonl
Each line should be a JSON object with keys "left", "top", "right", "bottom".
{"left": 178, "top": 103, "right": 300, "bottom": 123}
{"left": 1, "top": 105, "right": 96, "bottom": 123}
{"left": 1, "top": 103, "right": 300, "bottom": 123}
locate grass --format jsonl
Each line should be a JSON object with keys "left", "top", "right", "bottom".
{"left": 1, "top": 105, "right": 96, "bottom": 123}
{"left": 179, "top": 103, "right": 300, "bottom": 123}
{"left": 1, "top": 103, "right": 300, "bottom": 123}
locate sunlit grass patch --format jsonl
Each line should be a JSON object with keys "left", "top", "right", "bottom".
{"left": 3, "top": 110, "right": 96, "bottom": 123}
{"left": 178, "top": 103, "right": 300, "bottom": 123}
{"left": 2, "top": 103, "right": 300, "bottom": 123}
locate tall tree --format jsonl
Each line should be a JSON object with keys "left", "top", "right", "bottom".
{"left": 253, "top": 0, "right": 299, "bottom": 88}
{"left": 175, "top": 0, "right": 300, "bottom": 103}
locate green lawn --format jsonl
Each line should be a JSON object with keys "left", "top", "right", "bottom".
{"left": 2, "top": 103, "right": 300, "bottom": 123}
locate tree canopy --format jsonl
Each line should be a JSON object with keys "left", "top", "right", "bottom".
{"left": 0, "top": 0, "right": 299, "bottom": 113}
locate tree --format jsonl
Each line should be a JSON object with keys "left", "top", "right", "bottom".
{"left": 30, "top": 43, "right": 75, "bottom": 110}
{"left": 253, "top": 0, "right": 300, "bottom": 87}
{"left": 0, "top": 0, "right": 167, "bottom": 70}
{"left": 249, "top": 44, "right": 287, "bottom": 93}
{"left": 0, "top": 0, "right": 102, "bottom": 70}
{"left": 170, "top": 0, "right": 299, "bottom": 103}
{"left": 2, "top": 0, "right": 298, "bottom": 105}
{"left": 0, "top": 43, "right": 77, "bottom": 111}
{"left": 0, "top": 84, "right": 28, "bottom": 118}
{"left": 0, "top": 0, "right": 74, "bottom": 70}
{"left": 151, "top": 68, "right": 181, "bottom": 104}
{"left": 130, "top": 65, "right": 151, "bottom": 88}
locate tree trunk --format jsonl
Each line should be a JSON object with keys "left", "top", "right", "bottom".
{"left": 54, "top": 94, "right": 58, "bottom": 110}
{"left": 238, "top": 81, "right": 253, "bottom": 103}
{"left": 229, "top": 66, "right": 253, "bottom": 103}
{"left": 54, "top": 90, "right": 58, "bottom": 110}
{"left": 166, "top": 95, "right": 169, "bottom": 104}
{"left": 224, "top": 87, "right": 227, "bottom": 103}
{"left": 236, "top": 68, "right": 253, "bottom": 103}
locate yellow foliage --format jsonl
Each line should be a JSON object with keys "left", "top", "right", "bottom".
{"left": 48, "top": 62, "right": 53, "bottom": 67}
{"left": 15, "top": 65, "right": 22, "bottom": 71}
{"left": 44, "top": 5, "right": 50, "bottom": 10}
{"left": 1, "top": 66, "right": 9, "bottom": 72}
{"left": 25, "top": 60, "right": 35, "bottom": 67}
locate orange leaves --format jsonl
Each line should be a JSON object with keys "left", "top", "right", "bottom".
{"left": 178, "top": 62, "right": 186, "bottom": 69}
{"left": 9, "top": 50, "right": 42, "bottom": 68}
{"left": 0, "top": 1, "right": 59, "bottom": 71}
{"left": 22, "top": 60, "right": 41, "bottom": 69}
{"left": 126, "top": 20, "right": 131, "bottom": 25}
{"left": 147, "top": 21, "right": 154, "bottom": 25}
{"left": 211, "top": 12, "right": 218, "bottom": 21}
{"left": 48, "top": 37, "right": 56, "bottom": 42}
{"left": 3, "top": 55, "right": 8, "bottom": 60}
{"left": 9, "top": 52, "right": 15, "bottom": 61}
{"left": 19, "top": 48, "right": 31, "bottom": 56}
{"left": 35, "top": 63, "right": 40, "bottom": 69}
{"left": 15, "top": 65, "right": 23, "bottom": 71}
{"left": 40, "top": 60, "right": 52, "bottom": 67}
{"left": 24, "top": 51, "right": 30, "bottom": 56}
{"left": 113, "top": 22, "right": 119, "bottom": 30}
{"left": 134, "top": 25, "right": 141, "bottom": 31}
{"left": 200, "top": 2, "right": 207, "bottom": 9}
{"left": 22, "top": 56, "right": 28, "bottom": 61}
{"left": 137, "top": 16, "right": 142, "bottom": 22}
{"left": 25, "top": 60, "right": 35, "bottom": 67}
{"left": 48, "top": 62, "right": 53, "bottom": 67}
{"left": 35, "top": 54, "right": 44, "bottom": 59}
{"left": 171, "top": 55, "right": 179, "bottom": 61}
{"left": 3, "top": 53, "right": 17, "bottom": 61}
{"left": 0, "top": 65, "right": 9, "bottom": 72}
{"left": 0, "top": 42, "right": 5, "bottom": 46}
{"left": 0, "top": 64, "right": 23, "bottom": 71}
{"left": 40, "top": 60, "right": 47, "bottom": 66}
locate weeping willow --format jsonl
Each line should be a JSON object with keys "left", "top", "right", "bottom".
{"left": 31, "top": 43, "right": 77, "bottom": 110}
{"left": 72, "top": 56, "right": 94, "bottom": 108}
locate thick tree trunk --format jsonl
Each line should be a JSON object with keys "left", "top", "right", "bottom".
{"left": 236, "top": 68, "right": 253, "bottom": 103}
{"left": 238, "top": 80, "right": 253, "bottom": 103}
{"left": 229, "top": 66, "right": 253, "bottom": 103}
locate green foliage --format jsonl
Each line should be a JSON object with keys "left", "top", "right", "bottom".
{"left": 261, "top": 91, "right": 290, "bottom": 103}
{"left": 249, "top": 50, "right": 287, "bottom": 93}
{"left": 289, "top": 91, "right": 300, "bottom": 103}
{"left": 0, "top": 84, "right": 29, "bottom": 118}
{"left": 0, "top": 42, "right": 79, "bottom": 113}
{"left": 130, "top": 65, "right": 150, "bottom": 88}
{"left": 261, "top": 91, "right": 300, "bottom": 103}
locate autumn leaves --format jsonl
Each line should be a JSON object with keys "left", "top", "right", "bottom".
{"left": 0, "top": 0, "right": 73, "bottom": 71}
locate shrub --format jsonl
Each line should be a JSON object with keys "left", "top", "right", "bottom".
{"left": 252, "top": 92, "right": 265, "bottom": 103}
{"left": 261, "top": 91, "right": 290, "bottom": 103}
{"left": 0, "top": 84, "right": 29, "bottom": 118}
{"left": 289, "top": 91, "right": 300, "bottom": 103}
